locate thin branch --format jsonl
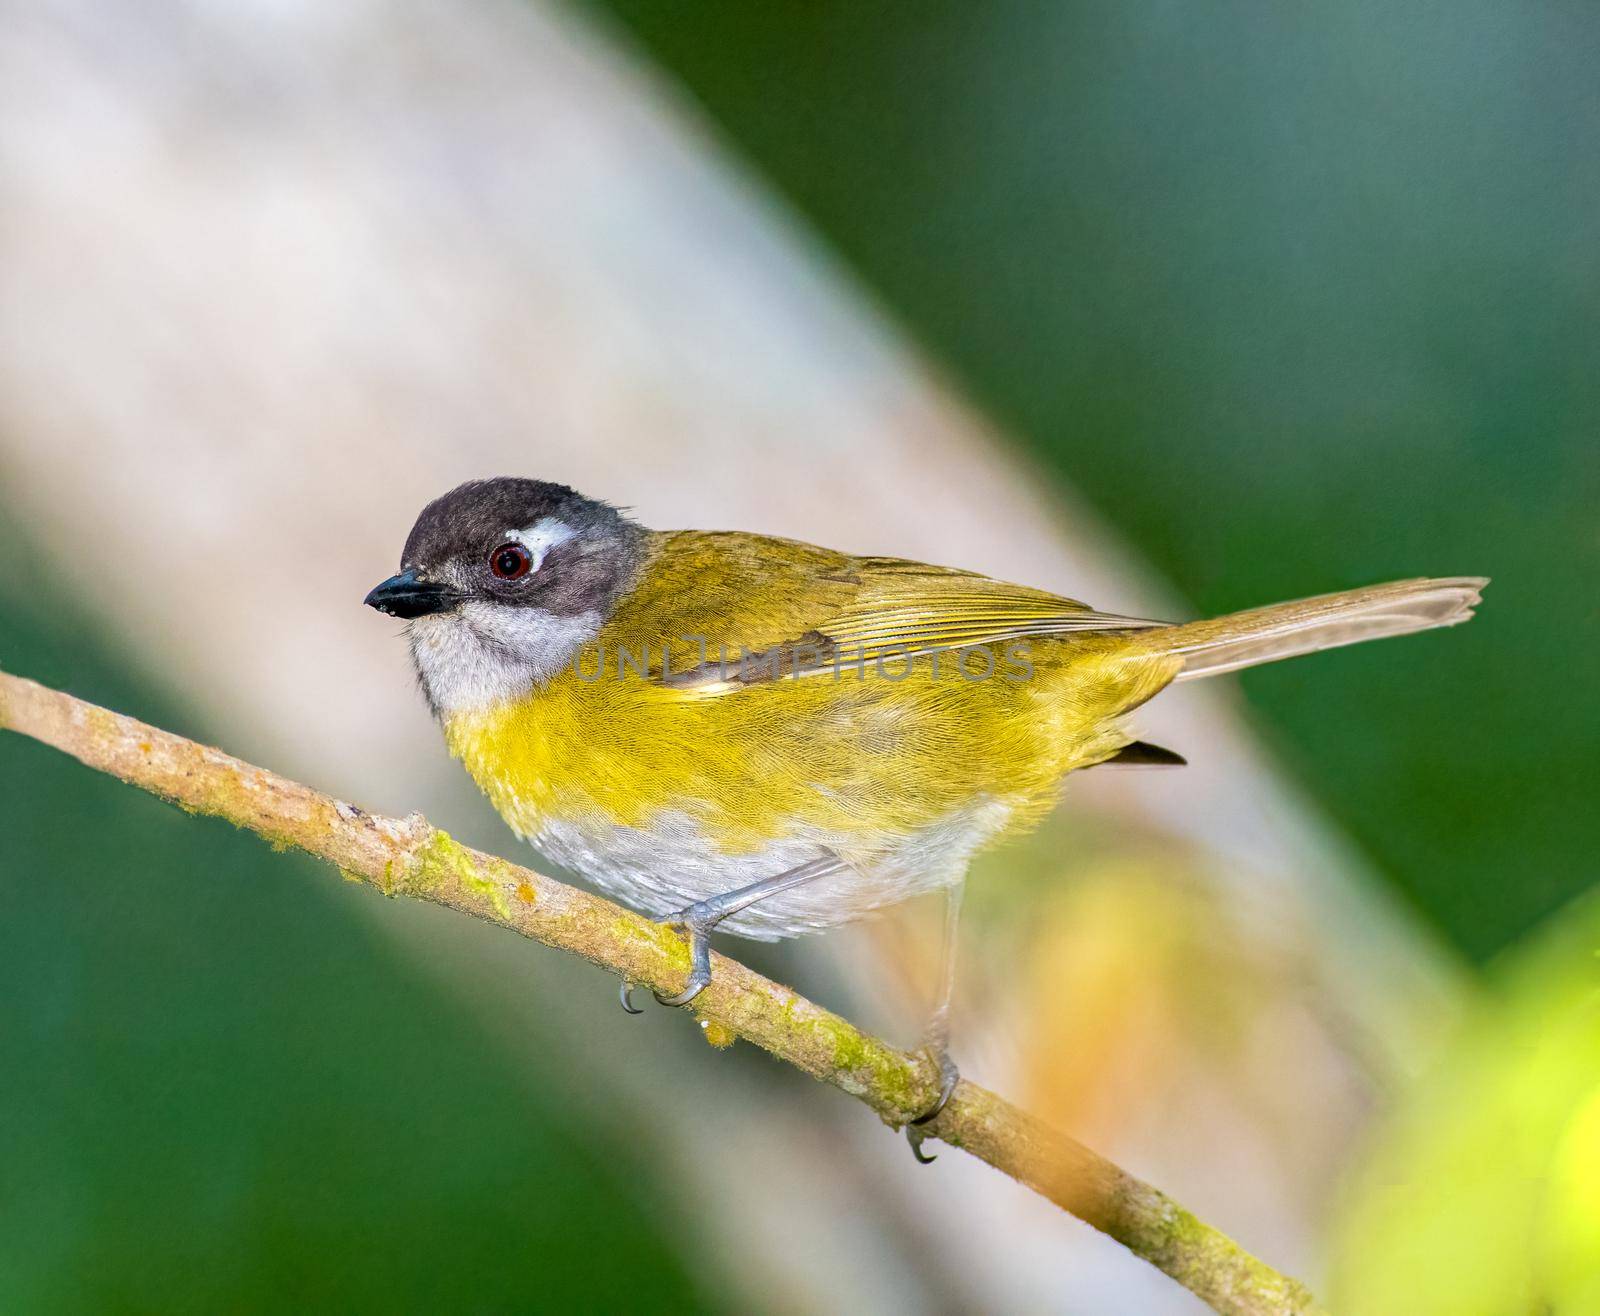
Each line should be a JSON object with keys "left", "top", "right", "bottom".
{"left": 0, "top": 670, "right": 1321, "bottom": 1316}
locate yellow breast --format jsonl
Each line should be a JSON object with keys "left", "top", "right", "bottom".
{"left": 444, "top": 633, "right": 1175, "bottom": 866}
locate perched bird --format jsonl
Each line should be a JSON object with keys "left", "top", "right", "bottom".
{"left": 366, "top": 477, "right": 1485, "bottom": 1156}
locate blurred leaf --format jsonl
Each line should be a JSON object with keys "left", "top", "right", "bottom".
{"left": 1330, "top": 891, "right": 1600, "bottom": 1315}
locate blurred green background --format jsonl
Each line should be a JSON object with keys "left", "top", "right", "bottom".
{"left": 3, "top": 3, "right": 1597, "bottom": 1313}
{"left": 587, "top": 0, "right": 1599, "bottom": 960}
{"left": 0, "top": 536, "right": 704, "bottom": 1311}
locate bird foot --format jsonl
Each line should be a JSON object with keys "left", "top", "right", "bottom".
{"left": 619, "top": 903, "right": 717, "bottom": 1013}
{"left": 905, "top": 1049, "right": 960, "bottom": 1164}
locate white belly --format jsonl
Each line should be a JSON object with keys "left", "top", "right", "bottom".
{"left": 525, "top": 800, "right": 1012, "bottom": 941}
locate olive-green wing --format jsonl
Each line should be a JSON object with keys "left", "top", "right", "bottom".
{"left": 812, "top": 557, "right": 1164, "bottom": 665}
{"left": 620, "top": 532, "right": 1167, "bottom": 692}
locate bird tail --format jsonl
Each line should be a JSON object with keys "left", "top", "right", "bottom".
{"left": 1133, "top": 576, "right": 1487, "bottom": 681}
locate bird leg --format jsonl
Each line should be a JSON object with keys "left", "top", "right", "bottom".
{"left": 619, "top": 855, "right": 845, "bottom": 1012}
{"left": 907, "top": 880, "right": 964, "bottom": 1164}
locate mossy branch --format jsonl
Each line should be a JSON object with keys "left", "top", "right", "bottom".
{"left": 0, "top": 670, "right": 1320, "bottom": 1316}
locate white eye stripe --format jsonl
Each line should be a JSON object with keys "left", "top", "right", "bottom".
{"left": 504, "top": 518, "right": 575, "bottom": 573}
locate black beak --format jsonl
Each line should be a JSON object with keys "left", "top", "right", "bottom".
{"left": 364, "top": 569, "right": 459, "bottom": 619}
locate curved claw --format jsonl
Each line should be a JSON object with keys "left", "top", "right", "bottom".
{"left": 653, "top": 966, "right": 710, "bottom": 1008}
{"left": 619, "top": 981, "right": 644, "bottom": 1015}
{"left": 911, "top": 1067, "right": 960, "bottom": 1127}
{"left": 904, "top": 1056, "right": 960, "bottom": 1165}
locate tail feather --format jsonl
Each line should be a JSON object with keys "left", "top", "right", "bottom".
{"left": 1142, "top": 577, "right": 1487, "bottom": 681}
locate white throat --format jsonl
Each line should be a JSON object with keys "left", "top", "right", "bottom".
{"left": 408, "top": 603, "right": 600, "bottom": 716}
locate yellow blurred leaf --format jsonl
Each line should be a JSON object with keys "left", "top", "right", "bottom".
{"left": 1330, "top": 891, "right": 1600, "bottom": 1315}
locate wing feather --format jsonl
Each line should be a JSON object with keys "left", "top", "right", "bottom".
{"left": 629, "top": 532, "right": 1167, "bottom": 692}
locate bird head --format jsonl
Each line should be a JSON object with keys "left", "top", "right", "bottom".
{"left": 365, "top": 477, "right": 644, "bottom": 714}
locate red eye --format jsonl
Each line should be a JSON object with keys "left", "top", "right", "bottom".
{"left": 489, "top": 542, "right": 533, "bottom": 580}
